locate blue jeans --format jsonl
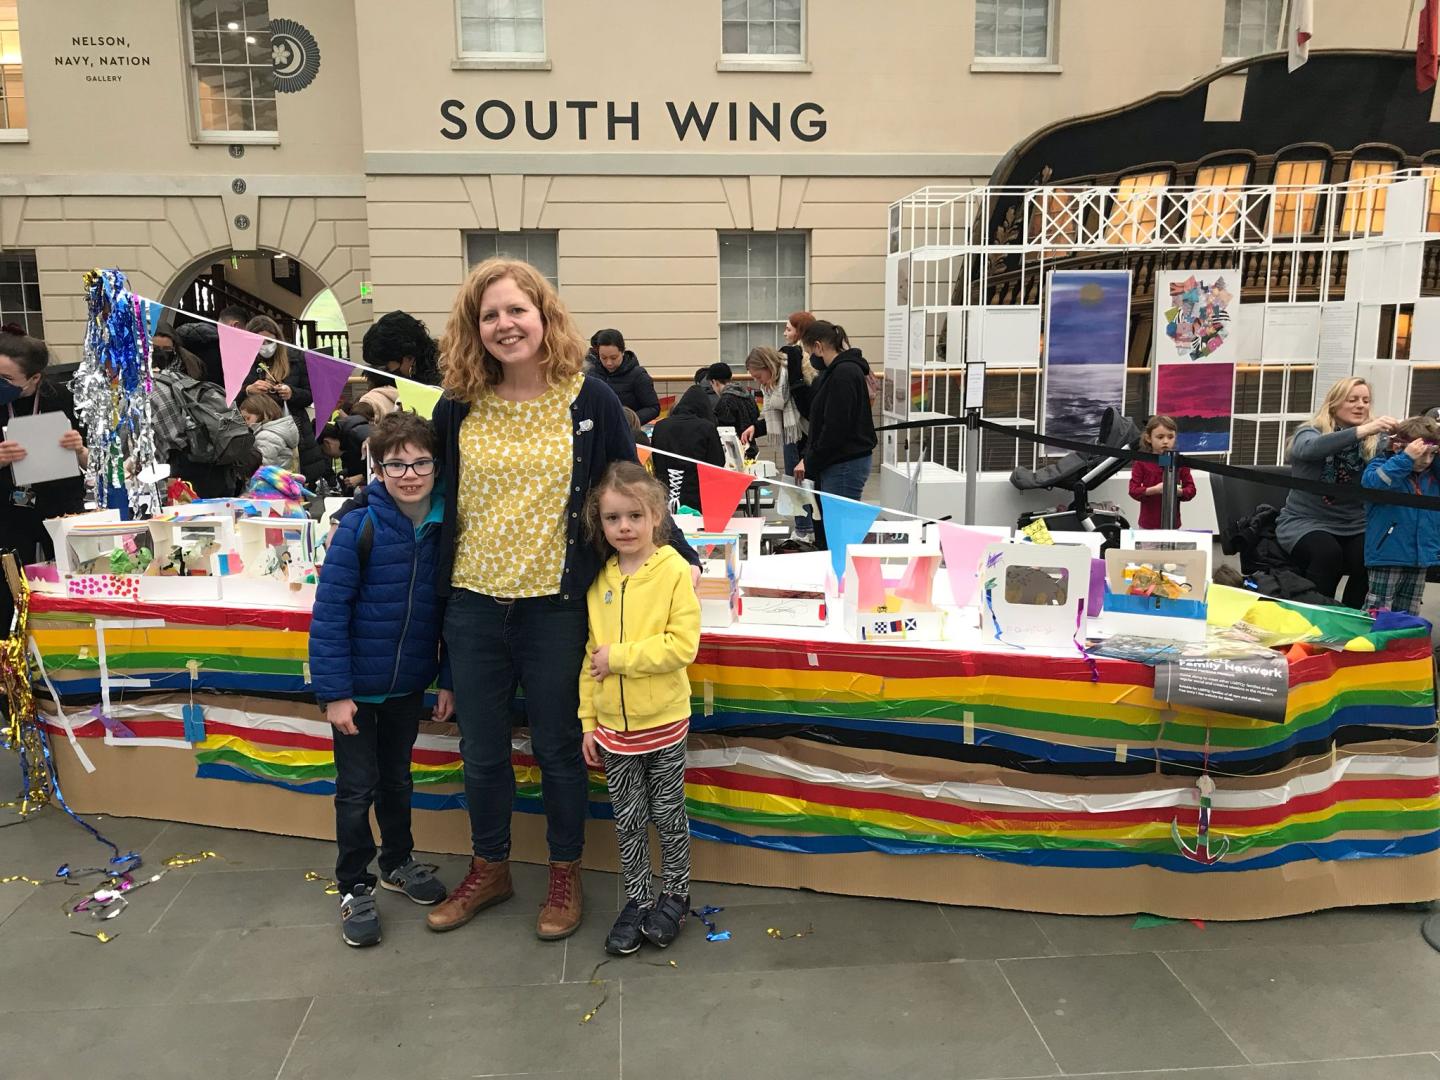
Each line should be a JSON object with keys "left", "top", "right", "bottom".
{"left": 816, "top": 453, "right": 872, "bottom": 550}
{"left": 781, "top": 441, "right": 814, "bottom": 535}
{"left": 444, "top": 589, "right": 590, "bottom": 863}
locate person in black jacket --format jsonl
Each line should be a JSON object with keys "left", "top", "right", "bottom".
{"left": 239, "top": 316, "right": 328, "bottom": 485}
{"left": 794, "top": 321, "right": 876, "bottom": 542}
{"left": 336, "top": 400, "right": 375, "bottom": 492}
{"left": 707, "top": 363, "right": 759, "bottom": 444}
{"left": 362, "top": 310, "right": 442, "bottom": 386}
{"left": 650, "top": 384, "right": 725, "bottom": 512}
{"left": 174, "top": 305, "right": 250, "bottom": 388}
{"left": 588, "top": 329, "right": 660, "bottom": 424}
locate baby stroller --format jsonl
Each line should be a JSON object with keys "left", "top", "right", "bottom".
{"left": 1009, "top": 407, "right": 1140, "bottom": 551}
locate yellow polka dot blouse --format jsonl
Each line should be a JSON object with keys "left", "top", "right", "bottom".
{"left": 451, "top": 373, "right": 585, "bottom": 598}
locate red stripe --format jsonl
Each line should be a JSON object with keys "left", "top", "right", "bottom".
{"left": 31, "top": 594, "right": 312, "bottom": 632}
{"left": 686, "top": 766, "right": 1439, "bottom": 829}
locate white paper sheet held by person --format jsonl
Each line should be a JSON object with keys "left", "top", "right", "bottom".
{"left": 4, "top": 411, "right": 81, "bottom": 487}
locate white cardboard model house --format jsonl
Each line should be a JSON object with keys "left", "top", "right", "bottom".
{"left": 1100, "top": 547, "right": 1209, "bottom": 643}
{"left": 687, "top": 531, "right": 741, "bottom": 627}
{"left": 842, "top": 544, "right": 945, "bottom": 642}
{"left": 1017, "top": 530, "right": 1106, "bottom": 559}
{"left": 46, "top": 516, "right": 162, "bottom": 601}
{"left": 137, "top": 514, "right": 240, "bottom": 600}
{"left": 220, "top": 516, "right": 320, "bottom": 607}
{"left": 978, "top": 542, "right": 1092, "bottom": 650}
{"left": 678, "top": 514, "right": 764, "bottom": 563}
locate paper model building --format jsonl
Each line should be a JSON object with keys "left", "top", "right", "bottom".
{"left": 978, "top": 542, "right": 1092, "bottom": 649}
{"left": 842, "top": 544, "right": 945, "bottom": 642}
{"left": 220, "top": 517, "right": 320, "bottom": 607}
{"left": 687, "top": 531, "right": 740, "bottom": 627}
{"left": 1101, "top": 548, "right": 1209, "bottom": 642}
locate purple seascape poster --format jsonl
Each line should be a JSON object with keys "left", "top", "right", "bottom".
{"left": 1042, "top": 269, "right": 1131, "bottom": 444}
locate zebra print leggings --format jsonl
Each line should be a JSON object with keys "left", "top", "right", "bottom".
{"left": 601, "top": 740, "right": 691, "bottom": 905}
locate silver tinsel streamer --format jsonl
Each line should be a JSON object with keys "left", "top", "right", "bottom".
{"left": 76, "top": 269, "right": 159, "bottom": 516}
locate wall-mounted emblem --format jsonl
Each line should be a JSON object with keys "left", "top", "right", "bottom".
{"left": 271, "top": 18, "right": 320, "bottom": 93}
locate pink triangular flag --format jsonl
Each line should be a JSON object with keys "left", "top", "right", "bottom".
{"left": 218, "top": 323, "right": 266, "bottom": 404}
{"left": 696, "top": 462, "right": 752, "bottom": 533}
{"left": 304, "top": 351, "right": 356, "bottom": 437}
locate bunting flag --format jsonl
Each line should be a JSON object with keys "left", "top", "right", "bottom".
{"left": 936, "top": 522, "right": 999, "bottom": 608}
{"left": 217, "top": 323, "right": 266, "bottom": 404}
{"left": 697, "top": 462, "right": 752, "bottom": 532}
{"left": 817, "top": 492, "right": 881, "bottom": 584}
{"left": 635, "top": 444, "right": 652, "bottom": 466}
{"left": 395, "top": 378, "right": 443, "bottom": 419}
{"left": 303, "top": 351, "right": 356, "bottom": 437}
{"left": 1419, "top": 0, "right": 1438, "bottom": 92}
{"left": 144, "top": 300, "right": 163, "bottom": 336}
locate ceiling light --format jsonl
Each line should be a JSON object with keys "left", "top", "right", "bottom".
{"left": 227, "top": 21, "right": 239, "bottom": 29}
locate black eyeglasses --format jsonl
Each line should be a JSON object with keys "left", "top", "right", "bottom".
{"left": 379, "top": 458, "right": 436, "bottom": 478}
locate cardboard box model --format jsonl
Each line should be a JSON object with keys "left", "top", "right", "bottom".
{"left": 138, "top": 515, "right": 240, "bottom": 600}
{"left": 46, "top": 518, "right": 163, "bottom": 600}
{"left": 688, "top": 532, "right": 740, "bottom": 627}
{"left": 678, "top": 515, "right": 764, "bottom": 562}
{"left": 1016, "top": 530, "right": 1105, "bottom": 559}
{"left": 865, "top": 518, "right": 938, "bottom": 550}
{"left": 220, "top": 516, "right": 320, "bottom": 607}
{"left": 842, "top": 544, "right": 946, "bottom": 642}
{"left": 737, "top": 585, "right": 827, "bottom": 627}
{"left": 978, "top": 542, "right": 1092, "bottom": 650}
{"left": 1101, "top": 548, "right": 1209, "bottom": 642}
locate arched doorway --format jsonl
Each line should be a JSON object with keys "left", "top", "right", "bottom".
{"left": 163, "top": 248, "right": 350, "bottom": 359}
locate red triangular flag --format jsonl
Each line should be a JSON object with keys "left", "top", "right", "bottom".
{"left": 696, "top": 462, "right": 752, "bottom": 532}
{"left": 217, "top": 323, "right": 266, "bottom": 404}
{"left": 1419, "top": 0, "right": 1439, "bottom": 92}
{"left": 635, "top": 444, "right": 652, "bottom": 466}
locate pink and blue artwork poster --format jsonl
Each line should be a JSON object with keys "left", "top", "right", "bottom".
{"left": 1155, "top": 362, "right": 1234, "bottom": 453}
{"left": 1156, "top": 268, "right": 1238, "bottom": 363}
{"left": 1042, "top": 269, "right": 1131, "bottom": 443}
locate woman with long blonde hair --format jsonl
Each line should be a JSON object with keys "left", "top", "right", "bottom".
{"left": 1277, "top": 376, "right": 1398, "bottom": 607}
{"left": 423, "top": 259, "right": 698, "bottom": 944}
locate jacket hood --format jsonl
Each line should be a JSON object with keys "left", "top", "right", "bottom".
{"left": 598, "top": 544, "right": 688, "bottom": 588}
{"left": 831, "top": 347, "right": 871, "bottom": 375}
{"left": 671, "top": 384, "right": 716, "bottom": 421}
{"left": 259, "top": 414, "right": 299, "bottom": 449}
{"left": 175, "top": 322, "right": 219, "bottom": 347}
{"left": 719, "top": 383, "right": 752, "bottom": 401}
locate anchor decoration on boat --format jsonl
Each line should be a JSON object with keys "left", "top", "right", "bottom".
{"left": 1171, "top": 773, "right": 1230, "bottom": 865}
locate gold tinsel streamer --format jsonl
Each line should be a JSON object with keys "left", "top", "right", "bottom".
{"left": 163, "top": 851, "right": 219, "bottom": 869}
{"left": 0, "top": 556, "right": 53, "bottom": 809}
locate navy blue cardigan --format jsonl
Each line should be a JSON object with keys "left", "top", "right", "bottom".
{"left": 431, "top": 374, "right": 697, "bottom": 601}
{"left": 309, "top": 480, "right": 449, "bottom": 705}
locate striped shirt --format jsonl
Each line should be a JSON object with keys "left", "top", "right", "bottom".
{"left": 594, "top": 716, "right": 689, "bottom": 756}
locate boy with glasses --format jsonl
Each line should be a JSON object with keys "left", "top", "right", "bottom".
{"left": 310, "top": 410, "right": 454, "bottom": 947}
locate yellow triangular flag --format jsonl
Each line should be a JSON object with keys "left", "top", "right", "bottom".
{"left": 395, "top": 378, "right": 443, "bottom": 419}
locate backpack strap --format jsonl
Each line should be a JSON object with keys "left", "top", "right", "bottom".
{"left": 355, "top": 507, "right": 376, "bottom": 571}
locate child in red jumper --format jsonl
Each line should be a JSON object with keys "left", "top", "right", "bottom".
{"left": 1128, "top": 415, "right": 1196, "bottom": 528}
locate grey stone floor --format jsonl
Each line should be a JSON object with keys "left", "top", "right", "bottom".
{"left": 1, "top": 748, "right": 1437, "bottom": 1080}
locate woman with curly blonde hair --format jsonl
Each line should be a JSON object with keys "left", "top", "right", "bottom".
{"left": 424, "top": 259, "right": 698, "bottom": 944}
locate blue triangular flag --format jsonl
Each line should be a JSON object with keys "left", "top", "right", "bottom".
{"left": 818, "top": 492, "right": 881, "bottom": 585}
{"left": 145, "top": 300, "right": 163, "bottom": 335}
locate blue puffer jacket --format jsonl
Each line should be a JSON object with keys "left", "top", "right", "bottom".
{"left": 309, "top": 480, "right": 449, "bottom": 704}
{"left": 1362, "top": 449, "right": 1440, "bottom": 567}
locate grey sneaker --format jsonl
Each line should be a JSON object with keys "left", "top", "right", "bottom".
{"left": 380, "top": 859, "right": 447, "bottom": 905}
{"left": 340, "top": 885, "right": 381, "bottom": 947}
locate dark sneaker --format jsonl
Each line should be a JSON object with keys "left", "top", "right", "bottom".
{"left": 380, "top": 859, "right": 447, "bottom": 905}
{"left": 605, "top": 899, "right": 648, "bottom": 956}
{"left": 340, "top": 885, "right": 381, "bottom": 947}
{"left": 639, "top": 893, "right": 688, "bottom": 948}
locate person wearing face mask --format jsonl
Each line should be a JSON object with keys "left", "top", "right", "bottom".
{"left": 238, "top": 316, "right": 328, "bottom": 485}
{"left": 361, "top": 310, "right": 442, "bottom": 387}
{"left": 587, "top": 329, "right": 659, "bottom": 424}
{"left": 793, "top": 321, "right": 877, "bottom": 537}
{"left": 1277, "top": 376, "right": 1398, "bottom": 608}
{"left": 151, "top": 323, "right": 206, "bottom": 381}
{"left": 0, "top": 331, "right": 88, "bottom": 569}
{"left": 175, "top": 305, "right": 250, "bottom": 388}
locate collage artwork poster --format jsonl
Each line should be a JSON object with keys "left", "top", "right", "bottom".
{"left": 1042, "top": 269, "right": 1131, "bottom": 443}
{"left": 1152, "top": 268, "right": 1240, "bottom": 453}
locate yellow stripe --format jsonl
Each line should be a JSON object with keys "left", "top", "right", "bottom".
{"left": 33, "top": 626, "right": 308, "bottom": 655}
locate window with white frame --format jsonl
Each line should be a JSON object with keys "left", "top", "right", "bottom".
{"left": 186, "top": 0, "right": 277, "bottom": 137}
{"left": 458, "top": 0, "right": 545, "bottom": 57}
{"left": 1105, "top": 170, "right": 1169, "bottom": 244}
{"left": 0, "top": 1, "right": 26, "bottom": 132}
{"left": 465, "top": 231, "right": 559, "bottom": 287}
{"left": 718, "top": 232, "right": 807, "bottom": 361}
{"left": 1222, "top": 0, "right": 1284, "bottom": 60}
{"left": 722, "top": 0, "right": 803, "bottom": 58}
{"left": 0, "top": 250, "right": 43, "bottom": 338}
{"left": 1231, "top": 365, "right": 1315, "bottom": 466}
{"left": 1270, "top": 158, "right": 1327, "bottom": 237}
{"left": 1188, "top": 162, "right": 1250, "bottom": 241}
{"left": 973, "top": 0, "right": 1054, "bottom": 62}
{"left": 1340, "top": 159, "right": 1396, "bottom": 236}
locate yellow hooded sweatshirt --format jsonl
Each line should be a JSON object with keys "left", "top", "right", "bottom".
{"left": 579, "top": 545, "right": 701, "bottom": 734}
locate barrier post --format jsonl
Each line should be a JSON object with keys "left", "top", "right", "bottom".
{"left": 1159, "top": 451, "right": 1178, "bottom": 529}
{"left": 964, "top": 410, "right": 979, "bottom": 526}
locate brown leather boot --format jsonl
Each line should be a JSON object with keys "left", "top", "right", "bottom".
{"left": 536, "top": 859, "right": 583, "bottom": 940}
{"left": 425, "top": 857, "right": 513, "bottom": 932}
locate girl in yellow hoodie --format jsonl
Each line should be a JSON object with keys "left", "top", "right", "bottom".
{"left": 580, "top": 461, "right": 701, "bottom": 955}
